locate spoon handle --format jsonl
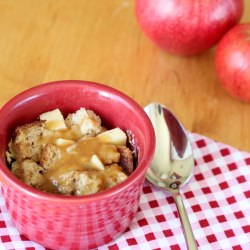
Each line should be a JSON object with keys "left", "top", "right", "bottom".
{"left": 173, "top": 192, "right": 197, "bottom": 250}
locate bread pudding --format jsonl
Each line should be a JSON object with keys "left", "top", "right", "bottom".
{"left": 6, "top": 108, "right": 135, "bottom": 195}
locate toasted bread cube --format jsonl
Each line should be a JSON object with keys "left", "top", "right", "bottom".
{"left": 40, "top": 109, "right": 67, "bottom": 130}
{"left": 90, "top": 154, "right": 105, "bottom": 170}
{"left": 40, "top": 144, "right": 61, "bottom": 170}
{"left": 65, "top": 108, "right": 102, "bottom": 137}
{"left": 104, "top": 164, "right": 128, "bottom": 188}
{"left": 56, "top": 171, "right": 76, "bottom": 195}
{"left": 12, "top": 159, "right": 44, "bottom": 187}
{"left": 117, "top": 146, "right": 134, "bottom": 175}
{"left": 74, "top": 171, "right": 105, "bottom": 195}
{"left": 97, "top": 128, "right": 127, "bottom": 146}
{"left": 98, "top": 143, "right": 120, "bottom": 164}
{"left": 11, "top": 120, "right": 45, "bottom": 162}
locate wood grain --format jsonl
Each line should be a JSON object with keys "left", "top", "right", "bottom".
{"left": 0, "top": 0, "right": 250, "bottom": 151}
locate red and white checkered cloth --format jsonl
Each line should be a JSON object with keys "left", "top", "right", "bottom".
{"left": 1, "top": 133, "right": 250, "bottom": 250}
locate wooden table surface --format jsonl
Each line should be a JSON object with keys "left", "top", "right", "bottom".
{"left": 0, "top": 0, "right": 250, "bottom": 151}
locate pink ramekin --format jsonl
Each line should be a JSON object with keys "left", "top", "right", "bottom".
{"left": 0, "top": 80, "right": 155, "bottom": 250}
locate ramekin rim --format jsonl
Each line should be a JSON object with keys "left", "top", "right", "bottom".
{"left": 0, "top": 80, "right": 156, "bottom": 203}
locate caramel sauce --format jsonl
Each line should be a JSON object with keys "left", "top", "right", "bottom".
{"left": 41, "top": 128, "right": 80, "bottom": 143}
{"left": 9, "top": 109, "right": 133, "bottom": 195}
{"left": 40, "top": 129, "right": 122, "bottom": 194}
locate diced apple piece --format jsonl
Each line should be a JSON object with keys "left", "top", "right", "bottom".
{"left": 66, "top": 143, "right": 77, "bottom": 153}
{"left": 39, "top": 109, "right": 67, "bottom": 130}
{"left": 55, "top": 138, "right": 75, "bottom": 147}
{"left": 6, "top": 151, "right": 12, "bottom": 164}
{"left": 97, "top": 128, "right": 127, "bottom": 146}
{"left": 90, "top": 154, "right": 105, "bottom": 170}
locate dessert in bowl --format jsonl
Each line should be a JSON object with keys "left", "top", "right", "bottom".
{"left": 0, "top": 80, "right": 155, "bottom": 250}
{"left": 7, "top": 107, "right": 136, "bottom": 196}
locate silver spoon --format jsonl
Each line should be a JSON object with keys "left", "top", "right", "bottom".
{"left": 144, "top": 103, "right": 197, "bottom": 250}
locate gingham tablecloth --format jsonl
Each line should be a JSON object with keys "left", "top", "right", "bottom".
{"left": 0, "top": 133, "right": 250, "bottom": 250}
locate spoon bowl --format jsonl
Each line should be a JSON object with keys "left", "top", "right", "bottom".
{"left": 144, "top": 103, "right": 197, "bottom": 250}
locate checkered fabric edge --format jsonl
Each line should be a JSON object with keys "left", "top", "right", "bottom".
{"left": 1, "top": 133, "right": 250, "bottom": 250}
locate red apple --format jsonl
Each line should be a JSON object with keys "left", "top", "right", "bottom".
{"left": 135, "top": 0, "right": 243, "bottom": 56}
{"left": 215, "top": 23, "right": 250, "bottom": 102}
